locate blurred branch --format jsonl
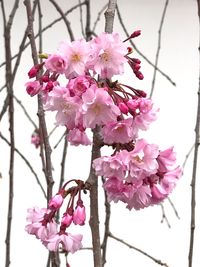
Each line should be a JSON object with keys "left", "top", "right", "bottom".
{"left": 150, "top": 0, "right": 169, "bottom": 98}
{"left": 160, "top": 203, "right": 171, "bottom": 228}
{"left": 188, "top": 1, "right": 200, "bottom": 266}
{"left": 116, "top": 4, "right": 176, "bottom": 87}
{"left": 79, "top": 0, "right": 85, "bottom": 38}
{"left": 49, "top": 0, "right": 74, "bottom": 41}
{"left": 0, "top": 132, "right": 47, "bottom": 199}
{"left": 109, "top": 233, "right": 169, "bottom": 267}
{"left": 58, "top": 130, "right": 68, "bottom": 190}
{"left": 92, "top": 3, "right": 108, "bottom": 33}
{"left": 168, "top": 197, "right": 180, "bottom": 219}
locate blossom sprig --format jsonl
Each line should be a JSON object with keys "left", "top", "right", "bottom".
{"left": 26, "top": 179, "right": 87, "bottom": 253}
{"left": 25, "top": 30, "right": 182, "bottom": 256}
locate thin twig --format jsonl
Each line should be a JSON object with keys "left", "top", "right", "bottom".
{"left": 59, "top": 130, "right": 68, "bottom": 190}
{"left": 0, "top": 132, "right": 47, "bottom": 198}
{"left": 79, "top": 0, "right": 85, "bottom": 38}
{"left": 109, "top": 232, "right": 169, "bottom": 267}
{"left": 182, "top": 144, "right": 195, "bottom": 169}
{"left": 13, "top": 95, "right": 37, "bottom": 128}
{"left": 188, "top": 1, "right": 200, "bottom": 266}
{"left": 0, "top": 2, "right": 86, "bottom": 70}
{"left": 116, "top": 5, "right": 176, "bottom": 87}
{"left": 150, "top": 0, "right": 169, "bottom": 98}
{"left": 49, "top": 0, "right": 75, "bottom": 41}
{"left": 167, "top": 197, "right": 180, "bottom": 219}
{"left": 160, "top": 203, "right": 171, "bottom": 228}
{"left": 92, "top": 3, "right": 108, "bottom": 33}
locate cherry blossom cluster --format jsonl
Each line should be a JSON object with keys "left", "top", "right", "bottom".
{"left": 26, "top": 179, "right": 86, "bottom": 253}
{"left": 25, "top": 30, "right": 182, "bottom": 254}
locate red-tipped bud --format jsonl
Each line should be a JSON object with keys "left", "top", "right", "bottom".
{"left": 41, "top": 75, "right": 49, "bottom": 83}
{"left": 118, "top": 102, "right": 129, "bottom": 114}
{"left": 127, "top": 47, "right": 133, "bottom": 53}
{"left": 28, "top": 64, "right": 41, "bottom": 78}
{"left": 44, "top": 81, "right": 54, "bottom": 92}
{"left": 130, "top": 30, "right": 141, "bottom": 38}
{"left": 134, "top": 64, "right": 141, "bottom": 71}
{"left": 136, "top": 71, "right": 144, "bottom": 80}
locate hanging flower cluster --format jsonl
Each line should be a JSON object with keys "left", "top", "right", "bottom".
{"left": 26, "top": 180, "right": 85, "bottom": 253}
{"left": 25, "top": 30, "right": 182, "bottom": 254}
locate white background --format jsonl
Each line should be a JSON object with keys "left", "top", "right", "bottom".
{"left": 0, "top": 0, "right": 199, "bottom": 266}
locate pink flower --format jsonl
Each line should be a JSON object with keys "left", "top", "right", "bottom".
{"left": 89, "top": 32, "right": 127, "bottom": 78}
{"left": 48, "top": 194, "right": 64, "bottom": 210}
{"left": 28, "top": 64, "right": 41, "bottom": 78}
{"left": 73, "top": 202, "right": 86, "bottom": 225}
{"left": 67, "top": 75, "right": 93, "bottom": 97}
{"left": 82, "top": 84, "right": 120, "bottom": 128}
{"left": 25, "top": 80, "right": 41, "bottom": 96}
{"left": 67, "top": 128, "right": 91, "bottom": 146}
{"left": 101, "top": 118, "right": 136, "bottom": 144}
{"left": 61, "top": 210, "right": 73, "bottom": 228}
{"left": 59, "top": 39, "right": 90, "bottom": 78}
{"left": 47, "top": 232, "right": 83, "bottom": 253}
{"left": 128, "top": 139, "right": 159, "bottom": 176}
{"left": 157, "top": 147, "right": 177, "bottom": 172}
{"left": 93, "top": 150, "right": 129, "bottom": 180}
{"left": 45, "top": 54, "right": 68, "bottom": 74}
{"left": 37, "top": 221, "right": 58, "bottom": 242}
{"left": 128, "top": 98, "right": 158, "bottom": 131}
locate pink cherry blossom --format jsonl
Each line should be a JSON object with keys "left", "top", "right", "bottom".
{"left": 61, "top": 210, "right": 73, "bottom": 228}
{"left": 82, "top": 84, "right": 120, "bottom": 128}
{"left": 93, "top": 150, "right": 129, "bottom": 180}
{"left": 47, "top": 232, "right": 83, "bottom": 253}
{"left": 130, "top": 98, "right": 158, "bottom": 131}
{"left": 48, "top": 194, "right": 64, "bottom": 210}
{"left": 73, "top": 202, "right": 86, "bottom": 225}
{"left": 45, "top": 54, "right": 68, "bottom": 74}
{"left": 25, "top": 80, "right": 41, "bottom": 96}
{"left": 37, "top": 221, "right": 58, "bottom": 242}
{"left": 67, "top": 75, "right": 93, "bottom": 97}
{"left": 67, "top": 128, "right": 91, "bottom": 146}
{"left": 157, "top": 147, "right": 177, "bottom": 172}
{"left": 58, "top": 39, "right": 90, "bottom": 78}
{"left": 128, "top": 139, "right": 159, "bottom": 176}
{"left": 101, "top": 118, "right": 137, "bottom": 144}
{"left": 89, "top": 32, "right": 127, "bottom": 78}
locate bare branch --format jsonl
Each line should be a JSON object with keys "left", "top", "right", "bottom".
{"left": 150, "top": 0, "right": 169, "bottom": 98}
{"left": 109, "top": 232, "right": 170, "bottom": 267}
{"left": 0, "top": 132, "right": 47, "bottom": 199}
{"left": 49, "top": 0, "right": 75, "bottom": 41}
{"left": 188, "top": 2, "right": 200, "bottom": 266}
{"left": 92, "top": 3, "right": 108, "bottom": 33}
{"left": 116, "top": 5, "right": 176, "bottom": 87}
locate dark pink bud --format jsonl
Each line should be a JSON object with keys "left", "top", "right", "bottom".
{"left": 130, "top": 30, "right": 141, "bottom": 38}
{"left": 48, "top": 194, "right": 63, "bottom": 210}
{"left": 41, "top": 75, "right": 49, "bottom": 83}
{"left": 134, "top": 64, "right": 141, "bottom": 71}
{"left": 28, "top": 64, "right": 41, "bottom": 78}
{"left": 118, "top": 102, "right": 129, "bottom": 114}
{"left": 73, "top": 201, "right": 86, "bottom": 226}
{"left": 44, "top": 81, "right": 54, "bottom": 92}
{"left": 136, "top": 72, "right": 144, "bottom": 80}
{"left": 132, "top": 58, "right": 141, "bottom": 64}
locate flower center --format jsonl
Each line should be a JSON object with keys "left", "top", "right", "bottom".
{"left": 100, "top": 51, "right": 110, "bottom": 62}
{"left": 71, "top": 53, "right": 81, "bottom": 62}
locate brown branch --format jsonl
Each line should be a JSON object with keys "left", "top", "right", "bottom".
{"left": 101, "top": 178, "right": 111, "bottom": 266}
{"left": 85, "top": 0, "right": 91, "bottom": 40}
{"left": 85, "top": 126, "right": 102, "bottom": 267}
{"left": 59, "top": 130, "right": 68, "bottom": 190}
{"left": 2, "top": 1, "right": 19, "bottom": 266}
{"left": 92, "top": 3, "right": 108, "bottom": 33}
{"left": 0, "top": 132, "right": 47, "bottom": 198}
{"left": 49, "top": 0, "right": 75, "bottom": 41}
{"left": 116, "top": 4, "right": 176, "bottom": 87}
{"left": 109, "top": 233, "right": 170, "bottom": 267}
{"left": 188, "top": 1, "right": 200, "bottom": 266}
{"left": 79, "top": 0, "right": 85, "bottom": 38}
{"left": 104, "top": 0, "right": 117, "bottom": 34}
{"left": 150, "top": 0, "right": 169, "bottom": 98}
